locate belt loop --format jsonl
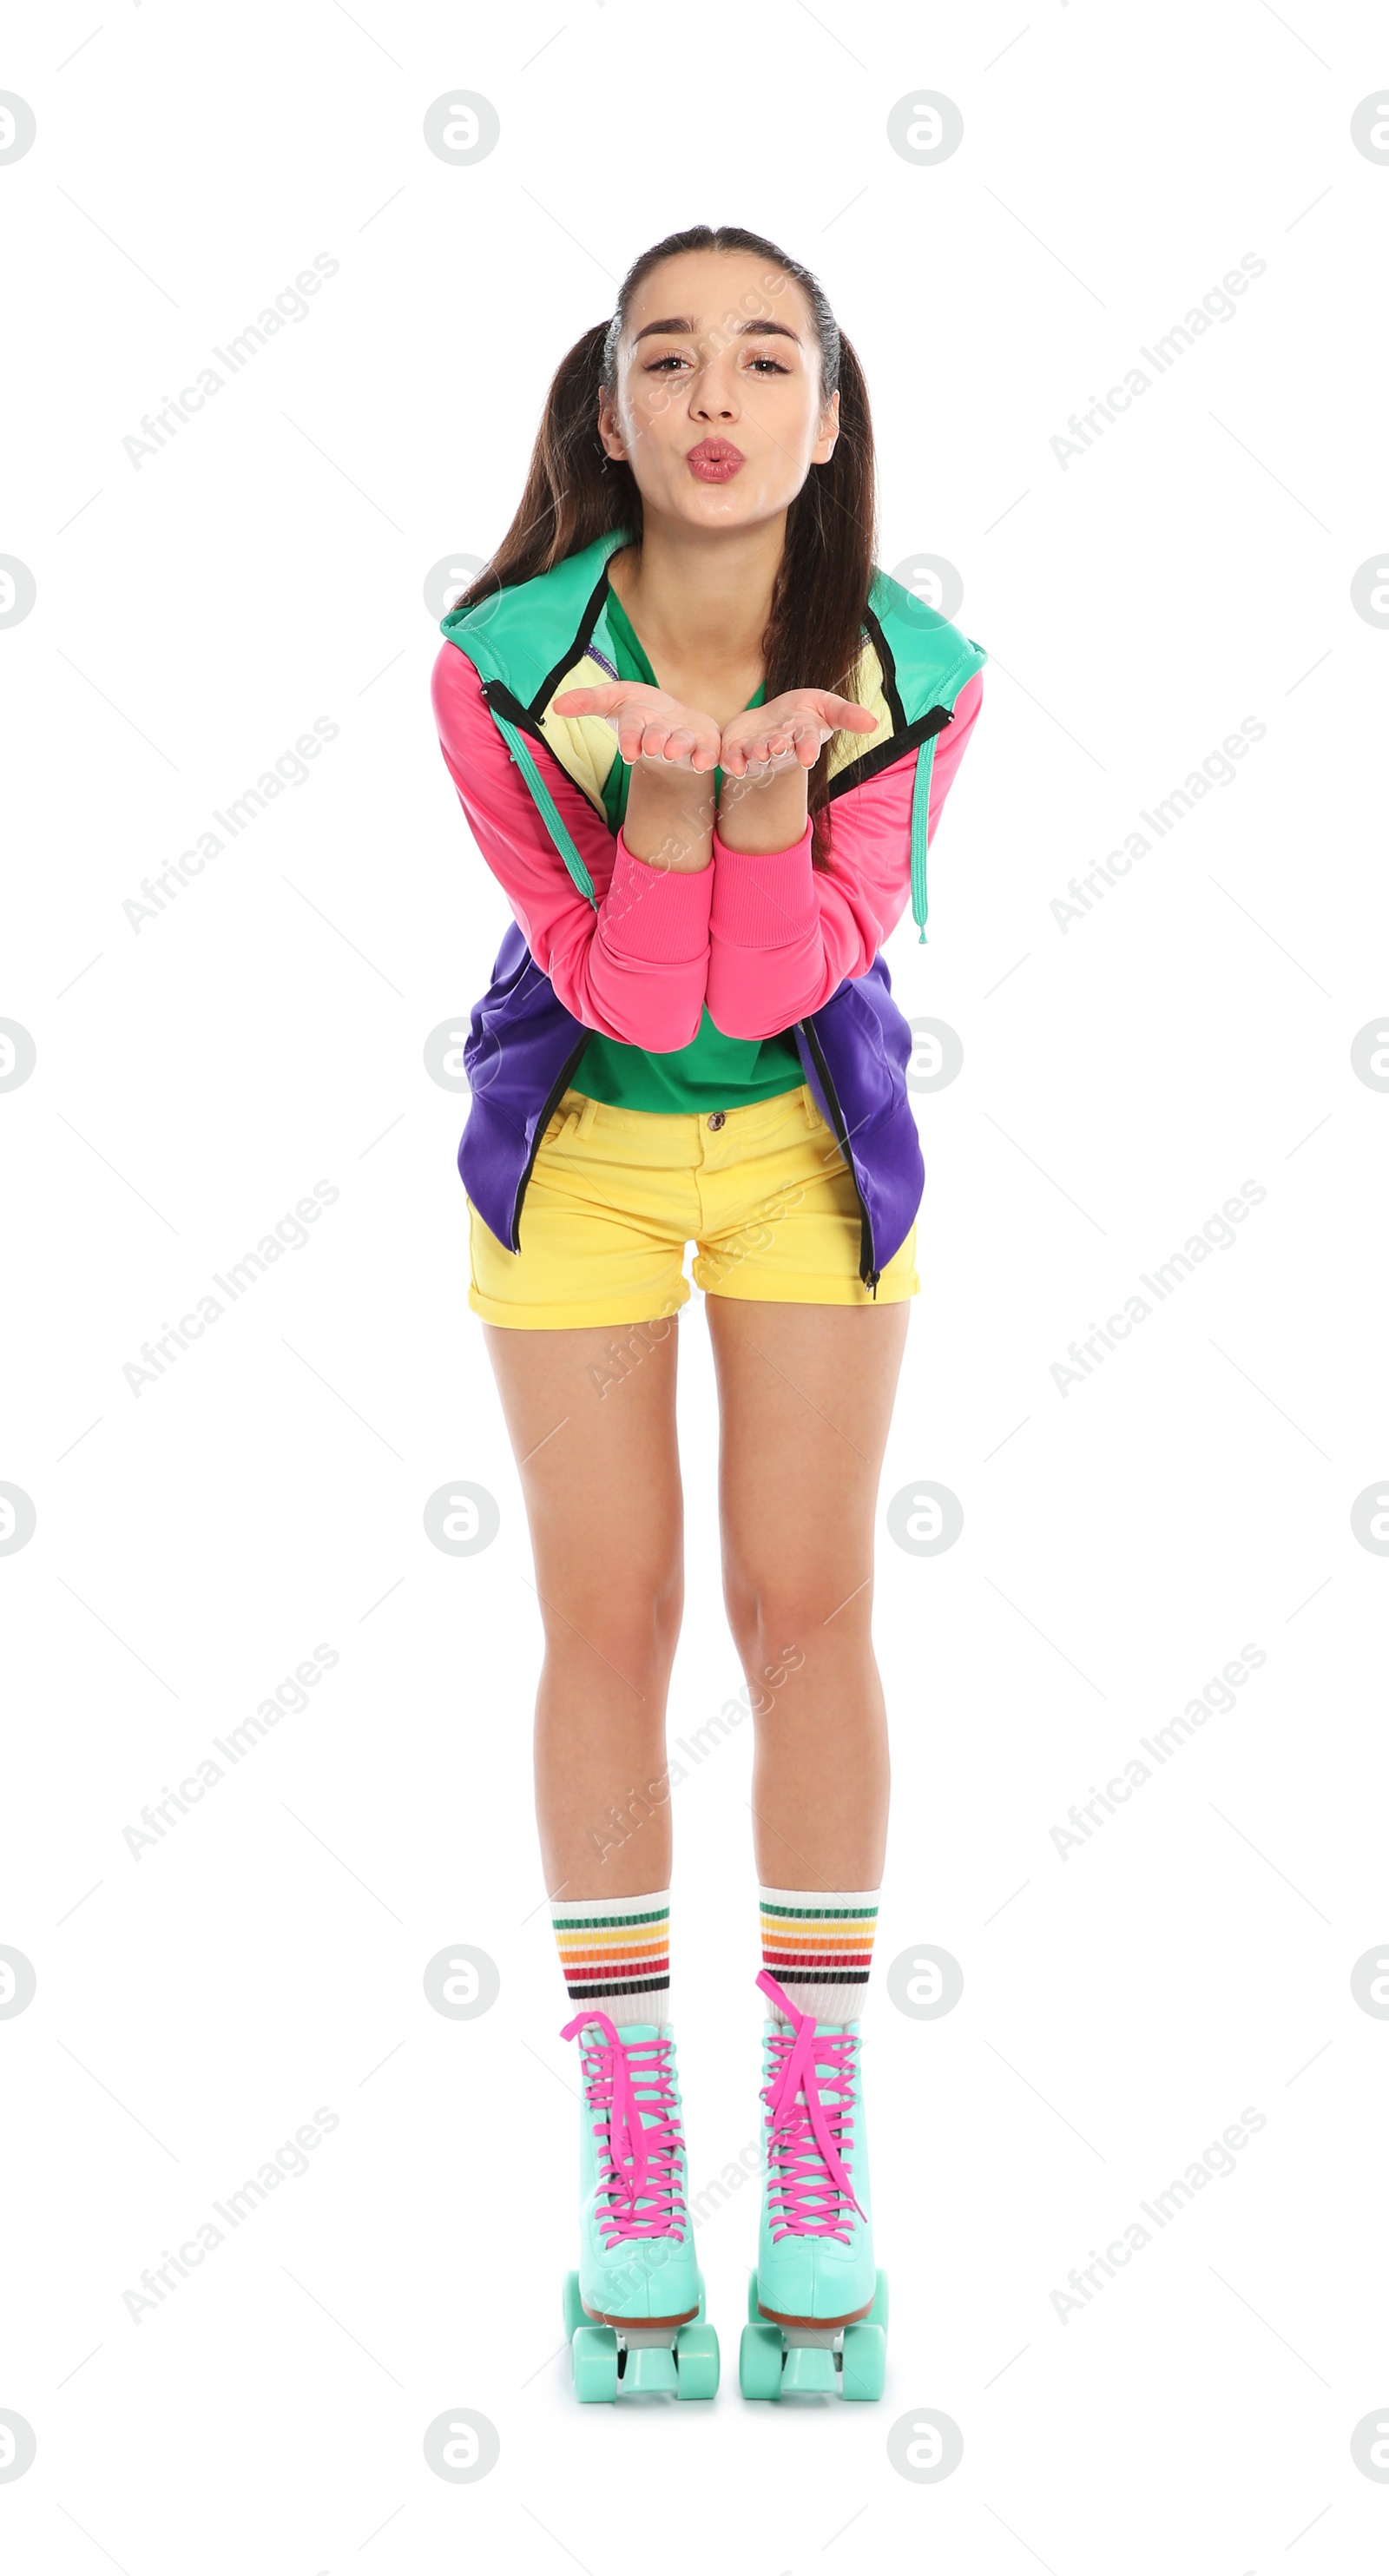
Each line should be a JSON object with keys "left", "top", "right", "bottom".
{"left": 801, "top": 1083, "right": 819, "bottom": 1130}
{"left": 576, "top": 1090, "right": 601, "bottom": 1137}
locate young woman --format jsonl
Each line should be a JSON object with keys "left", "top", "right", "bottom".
{"left": 431, "top": 223, "right": 985, "bottom": 2402}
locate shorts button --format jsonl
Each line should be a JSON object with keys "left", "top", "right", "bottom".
{"left": 707, "top": 1110, "right": 727, "bottom": 1130}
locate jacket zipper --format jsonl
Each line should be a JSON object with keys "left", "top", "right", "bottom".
{"left": 510, "top": 1032, "right": 591, "bottom": 1251}
{"left": 797, "top": 1017, "right": 880, "bottom": 1295}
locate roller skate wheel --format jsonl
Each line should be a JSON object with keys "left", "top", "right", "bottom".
{"left": 839, "top": 2321, "right": 886, "bottom": 2402}
{"left": 571, "top": 2323, "right": 619, "bottom": 2403}
{"left": 562, "top": 2270, "right": 585, "bottom": 2339}
{"left": 740, "top": 2320, "right": 785, "bottom": 2400}
{"left": 675, "top": 2322, "right": 720, "bottom": 2399}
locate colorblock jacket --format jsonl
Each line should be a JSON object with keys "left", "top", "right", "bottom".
{"left": 431, "top": 528, "right": 986, "bottom": 1290}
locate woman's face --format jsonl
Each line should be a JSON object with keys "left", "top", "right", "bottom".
{"left": 599, "top": 251, "right": 838, "bottom": 530}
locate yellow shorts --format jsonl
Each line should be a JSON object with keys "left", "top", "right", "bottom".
{"left": 467, "top": 1083, "right": 919, "bottom": 1330}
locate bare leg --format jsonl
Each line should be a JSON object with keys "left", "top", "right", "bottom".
{"left": 705, "top": 1298, "right": 911, "bottom": 1889}
{"left": 481, "top": 1317, "right": 685, "bottom": 1901}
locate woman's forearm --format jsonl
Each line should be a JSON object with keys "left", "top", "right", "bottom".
{"left": 622, "top": 760, "right": 716, "bottom": 872}
{"left": 714, "top": 763, "right": 810, "bottom": 854}
{"left": 706, "top": 673, "right": 986, "bottom": 1037}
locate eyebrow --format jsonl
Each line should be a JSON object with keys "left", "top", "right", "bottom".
{"left": 630, "top": 315, "right": 803, "bottom": 350}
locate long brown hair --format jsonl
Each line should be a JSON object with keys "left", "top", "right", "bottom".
{"left": 448, "top": 222, "right": 879, "bottom": 867}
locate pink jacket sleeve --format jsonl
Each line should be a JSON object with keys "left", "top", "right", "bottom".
{"left": 431, "top": 641, "right": 714, "bottom": 1050}
{"left": 705, "top": 669, "right": 984, "bottom": 1039}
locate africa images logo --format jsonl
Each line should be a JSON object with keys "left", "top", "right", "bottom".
{"left": 1048, "top": 1182, "right": 1267, "bottom": 1396}
{"left": 121, "top": 1182, "right": 339, "bottom": 1396}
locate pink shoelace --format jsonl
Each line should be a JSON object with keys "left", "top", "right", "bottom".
{"left": 756, "top": 1969, "right": 866, "bottom": 2240}
{"left": 561, "top": 2008, "right": 688, "bottom": 2247}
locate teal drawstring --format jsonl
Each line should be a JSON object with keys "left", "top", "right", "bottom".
{"left": 490, "top": 709, "right": 598, "bottom": 910}
{"left": 910, "top": 735, "right": 938, "bottom": 943}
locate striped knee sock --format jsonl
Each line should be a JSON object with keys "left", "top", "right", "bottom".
{"left": 551, "top": 1890, "right": 672, "bottom": 2028}
{"left": 759, "top": 1886, "right": 879, "bottom": 2026}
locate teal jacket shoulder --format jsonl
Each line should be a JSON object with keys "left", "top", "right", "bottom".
{"left": 438, "top": 531, "right": 621, "bottom": 702}
{"left": 864, "top": 564, "right": 987, "bottom": 722}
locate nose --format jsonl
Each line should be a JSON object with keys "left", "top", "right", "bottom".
{"left": 690, "top": 346, "right": 740, "bottom": 423}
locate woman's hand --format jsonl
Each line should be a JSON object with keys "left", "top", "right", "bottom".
{"left": 551, "top": 681, "right": 718, "bottom": 872}
{"left": 719, "top": 688, "right": 878, "bottom": 781}
{"left": 551, "top": 682, "right": 722, "bottom": 776}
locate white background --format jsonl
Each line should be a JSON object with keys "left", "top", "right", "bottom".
{"left": 3, "top": 2, "right": 1388, "bottom": 2568}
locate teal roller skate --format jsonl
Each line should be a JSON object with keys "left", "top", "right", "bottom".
{"left": 740, "top": 1970, "right": 887, "bottom": 2402}
{"left": 560, "top": 2008, "right": 719, "bottom": 2402}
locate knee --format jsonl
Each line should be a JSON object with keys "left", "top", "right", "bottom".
{"left": 546, "top": 1556, "right": 684, "bottom": 1683}
{"left": 722, "top": 1559, "right": 846, "bottom": 1679}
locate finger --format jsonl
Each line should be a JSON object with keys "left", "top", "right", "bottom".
{"left": 820, "top": 696, "right": 879, "bottom": 734}
{"left": 553, "top": 684, "right": 618, "bottom": 716}
{"left": 642, "top": 725, "right": 694, "bottom": 768}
